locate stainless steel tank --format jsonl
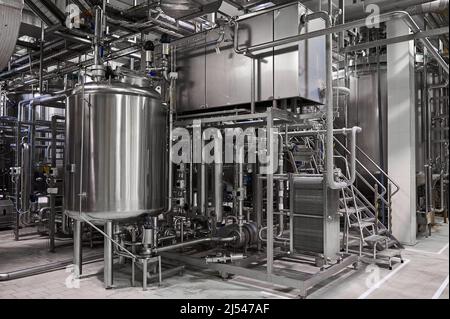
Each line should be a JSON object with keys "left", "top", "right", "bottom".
{"left": 64, "top": 78, "right": 168, "bottom": 221}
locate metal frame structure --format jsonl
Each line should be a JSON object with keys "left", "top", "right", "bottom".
{"left": 0, "top": 0, "right": 448, "bottom": 299}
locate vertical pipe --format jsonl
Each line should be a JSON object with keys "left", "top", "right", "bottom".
{"left": 256, "top": 175, "right": 262, "bottom": 251}
{"left": 152, "top": 217, "right": 158, "bottom": 247}
{"left": 338, "top": 0, "right": 345, "bottom": 50}
{"left": 93, "top": 6, "right": 103, "bottom": 67}
{"left": 251, "top": 58, "right": 256, "bottom": 113}
{"left": 200, "top": 123, "right": 207, "bottom": 216}
{"left": 214, "top": 162, "right": 223, "bottom": 223}
{"left": 423, "top": 47, "right": 434, "bottom": 228}
{"left": 48, "top": 194, "right": 55, "bottom": 252}
{"left": 277, "top": 134, "right": 284, "bottom": 236}
{"left": 237, "top": 144, "right": 245, "bottom": 233}
{"left": 38, "top": 22, "right": 44, "bottom": 95}
{"left": 104, "top": 220, "right": 113, "bottom": 289}
{"left": 20, "top": 141, "right": 30, "bottom": 212}
{"left": 168, "top": 111, "right": 173, "bottom": 212}
{"left": 266, "top": 109, "right": 274, "bottom": 275}
{"left": 387, "top": 182, "right": 392, "bottom": 233}
{"left": 73, "top": 220, "right": 82, "bottom": 278}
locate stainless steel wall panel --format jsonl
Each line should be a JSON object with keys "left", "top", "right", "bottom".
{"left": 176, "top": 42, "right": 206, "bottom": 113}
{"left": 174, "top": 3, "right": 325, "bottom": 112}
{"left": 297, "top": 6, "right": 326, "bottom": 104}
{"left": 205, "top": 30, "right": 252, "bottom": 108}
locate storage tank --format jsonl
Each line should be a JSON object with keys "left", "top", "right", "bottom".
{"left": 0, "top": 0, "right": 24, "bottom": 71}
{"left": 64, "top": 77, "right": 168, "bottom": 221}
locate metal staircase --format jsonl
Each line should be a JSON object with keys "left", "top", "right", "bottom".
{"left": 334, "top": 137, "right": 404, "bottom": 269}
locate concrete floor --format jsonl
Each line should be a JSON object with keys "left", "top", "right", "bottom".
{"left": 0, "top": 218, "right": 448, "bottom": 299}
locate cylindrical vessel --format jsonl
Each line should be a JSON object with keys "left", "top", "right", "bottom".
{"left": 64, "top": 78, "right": 168, "bottom": 221}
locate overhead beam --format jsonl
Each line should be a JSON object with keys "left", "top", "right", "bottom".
{"left": 16, "top": 40, "right": 40, "bottom": 51}
{"left": 224, "top": 0, "right": 245, "bottom": 10}
{"left": 39, "top": 0, "right": 66, "bottom": 24}
{"left": 24, "top": 0, "right": 55, "bottom": 26}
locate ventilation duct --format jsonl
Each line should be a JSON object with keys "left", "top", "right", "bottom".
{"left": 0, "top": 0, "right": 24, "bottom": 71}
{"left": 160, "top": 0, "right": 222, "bottom": 21}
{"left": 407, "top": 0, "right": 449, "bottom": 15}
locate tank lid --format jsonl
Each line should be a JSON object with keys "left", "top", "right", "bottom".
{"left": 70, "top": 81, "right": 161, "bottom": 99}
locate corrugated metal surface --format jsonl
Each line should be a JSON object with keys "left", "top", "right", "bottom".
{"left": 0, "top": 0, "right": 24, "bottom": 70}
{"left": 291, "top": 175, "right": 340, "bottom": 260}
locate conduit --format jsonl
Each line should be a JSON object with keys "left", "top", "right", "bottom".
{"left": 0, "top": 254, "right": 103, "bottom": 281}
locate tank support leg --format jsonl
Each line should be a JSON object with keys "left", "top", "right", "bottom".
{"left": 73, "top": 220, "right": 82, "bottom": 278}
{"left": 104, "top": 221, "right": 114, "bottom": 289}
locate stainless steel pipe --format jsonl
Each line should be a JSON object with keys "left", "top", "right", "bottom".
{"left": 0, "top": 254, "right": 103, "bottom": 282}
{"left": 154, "top": 236, "right": 236, "bottom": 253}
{"left": 214, "top": 163, "right": 224, "bottom": 223}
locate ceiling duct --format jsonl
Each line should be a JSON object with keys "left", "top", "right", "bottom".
{"left": 160, "top": 0, "right": 223, "bottom": 21}
{"left": 0, "top": 0, "right": 24, "bottom": 71}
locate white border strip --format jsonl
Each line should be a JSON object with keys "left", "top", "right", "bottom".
{"left": 358, "top": 259, "right": 410, "bottom": 299}
{"left": 437, "top": 243, "right": 449, "bottom": 255}
{"left": 229, "top": 278, "right": 297, "bottom": 299}
{"left": 405, "top": 242, "right": 449, "bottom": 255}
{"left": 260, "top": 291, "right": 290, "bottom": 299}
{"left": 432, "top": 275, "right": 449, "bottom": 299}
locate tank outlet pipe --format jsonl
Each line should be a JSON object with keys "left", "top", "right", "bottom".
{"left": 0, "top": 254, "right": 103, "bottom": 282}
{"left": 154, "top": 236, "right": 236, "bottom": 253}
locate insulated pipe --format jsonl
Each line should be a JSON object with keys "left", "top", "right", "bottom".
{"left": 0, "top": 254, "right": 103, "bottom": 282}
{"left": 154, "top": 236, "right": 236, "bottom": 253}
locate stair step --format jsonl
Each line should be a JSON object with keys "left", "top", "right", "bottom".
{"left": 350, "top": 221, "right": 375, "bottom": 228}
{"left": 376, "top": 248, "right": 402, "bottom": 258}
{"left": 364, "top": 234, "right": 389, "bottom": 243}
{"left": 339, "top": 207, "right": 367, "bottom": 214}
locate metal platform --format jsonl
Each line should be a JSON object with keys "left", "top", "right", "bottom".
{"left": 161, "top": 250, "right": 359, "bottom": 298}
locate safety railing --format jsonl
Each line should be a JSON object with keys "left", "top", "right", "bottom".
{"left": 333, "top": 137, "right": 400, "bottom": 232}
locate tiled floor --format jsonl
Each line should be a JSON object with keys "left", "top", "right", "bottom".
{"left": 0, "top": 218, "right": 448, "bottom": 299}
